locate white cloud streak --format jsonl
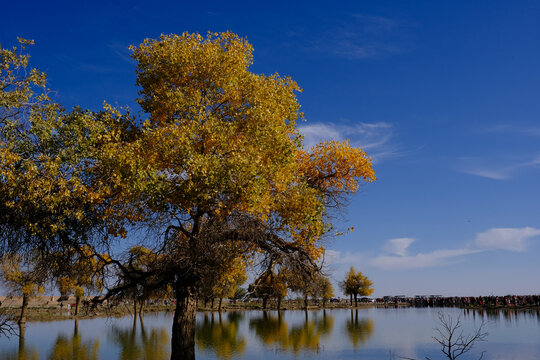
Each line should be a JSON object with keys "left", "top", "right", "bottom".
{"left": 370, "top": 248, "right": 481, "bottom": 270}
{"left": 367, "top": 226, "right": 540, "bottom": 270}
{"left": 474, "top": 227, "right": 540, "bottom": 252}
{"left": 459, "top": 155, "right": 540, "bottom": 180}
{"left": 382, "top": 238, "right": 415, "bottom": 256}
{"left": 315, "top": 14, "right": 405, "bottom": 60}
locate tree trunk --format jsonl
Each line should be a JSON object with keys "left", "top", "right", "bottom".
{"left": 133, "top": 298, "right": 137, "bottom": 316}
{"left": 304, "top": 295, "right": 308, "bottom": 310}
{"left": 171, "top": 285, "right": 197, "bottom": 360}
{"left": 262, "top": 296, "right": 268, "bottom": 310}
{"left": 18, "top": 294, "right": 28, "bottom": 325}
{"left": 350, "top": 294, "right": 353, "bottom": 306}
{"left": 277, "top": 297, "right": 282, "bottom": 310}
{"left": 354, "top": 293, "right": 358, "bottom": 307}
{"left": 75, "top": 296, "right": 80, "bottom": 316}
{"left": 218, "top": 297, "right": 223, "bottom": 312}
{"left": 139, "top": 299, "right": 144, "bottom": 315}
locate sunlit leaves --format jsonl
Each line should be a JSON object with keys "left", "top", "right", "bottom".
{"left": 342, "top": 266, "right": 374, "bottom": 305}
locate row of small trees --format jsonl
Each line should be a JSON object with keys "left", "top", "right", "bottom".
{"left": 1, "top": 250, "right": 374, "bottom": 323}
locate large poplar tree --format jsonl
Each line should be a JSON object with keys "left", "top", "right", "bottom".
{"left": 97, "top": 32, "right": 375, "bottom": 360}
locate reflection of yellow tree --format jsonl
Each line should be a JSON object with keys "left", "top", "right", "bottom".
{"left": 288, "top": 314, "right": 319, "bottom": 353}
{"left": 249, "top": 311, "right": 289, "bottom": 346}
{"left": 110, "top": 316, "right": 170, "bottom": 360}
{"left": 318, "top": 310, "right": 334, "bottom": 338}
{"left": 196, "top": 312, "right": 246, "bottom": 359}
{"left": 346, "top": 309, "right": 375, "bottom": 349}
{"left": 250, "top": 311, "right": 335, "bottom": 354}
{"left": 48, "top": 319, "right": 100, "bottom": 360}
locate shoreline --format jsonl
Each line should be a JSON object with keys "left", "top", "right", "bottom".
{"left": 2, "top": 296, "right": 539, "bottom": 323}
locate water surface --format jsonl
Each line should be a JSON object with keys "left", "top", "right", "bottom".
{"left": 1, "top": 307, "right": 539, "bottom": 359}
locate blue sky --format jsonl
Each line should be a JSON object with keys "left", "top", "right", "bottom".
{"left": 2, "top": 0, "right": 540, "bottom": 297}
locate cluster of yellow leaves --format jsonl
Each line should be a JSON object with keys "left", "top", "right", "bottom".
{"left": 212, "top": 257, "right": 248, "bottom": 299}
{"left": 342, "top": 266, "right": 374, "bottom": 297}
{"left": 297, "top": 140, "right": 376, "bottom": 193}
{"left": 0, "top": 40, "right": 130, "bottom": 244}
{"left": 97, "top": 31, "right": 377, "bottom": 280}
{"left": 54, "top": 246, "right": 109, "bottom": 298}
{"left": 0, "top": 253, "right": 44, "bottom": 297}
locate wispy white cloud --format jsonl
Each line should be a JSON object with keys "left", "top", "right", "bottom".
{"left": 382, "top": 237, "right": 415, "bottom": 256}
{"left": 474, "top": 227, "right": 540, "bottom": 252}
{"left": 482, "top": 124, "right": 540, "bottom": 137}
{"left": 323, "top": 249, "right": 368, "bottom": 269}
{"left": 368, "top": 226, "right": 540, "bottom": 270}
{"left": 298, "top": 121, "right": 400, "bottom": 163}
{"left": 107, "top": 42, "right": 135, "bottom": 64}
{"left": 284, "top": 14, "right": 409, "bottom": 60}
{"left": 370, "top": 248, "right": 481, "bottom": 270}
{"left": 458, "top": 154, "right": 540, "bottom": 180}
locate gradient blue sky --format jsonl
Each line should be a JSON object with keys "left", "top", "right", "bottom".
{"left": 2, "top": 0, "right": 539, "bottom": 297}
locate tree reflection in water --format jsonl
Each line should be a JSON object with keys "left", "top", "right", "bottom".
{"left": 249, "top": 310, "right": 334, "bottom": 354}
{"left": 196, "top": 311, "right": 246, "bottom": 359}
{"left": 346, "top": 309, "right": 374, "bottom": 349}
{"left": 48, "top": 319, "right": 100, "bottom": 360}
{"left": 110, "top": 314, "right": 170, "bottom": 360}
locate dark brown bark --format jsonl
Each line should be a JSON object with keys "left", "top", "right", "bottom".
{"left": 350, "top": 294, "right": 353, "bottom": 306}
{"left": 75, "top": 296, "right": 80, "bottom": 316}
{"left": 218, "top": 297, "right": 223, "bottom": 312}
{"left": 262, "top": 296, "right": 268, "bottom": 309}
{"left": 171, "top": 285, "right": 197, "bottom": 360}
{"left": 18, "top": 294, "right": 28, "bottom": 325}
{"left": 277, "top": 297, "right": 282, "bottom": 310}
{"left": 354, "top": 293, "right": 358, "bottom": 307}
{"left": 303, "top": 295, "right": 308, "bottom": 310}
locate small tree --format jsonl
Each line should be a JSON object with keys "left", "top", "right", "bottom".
{"left": 314, "top": 276, "right": 334, "bottom": 308}
{"left": 341, "top": 267, "right": 373, "bottom": 307}
{"left": 249, "top": 270, "right": 288, "bottom": 310}
{"left": 395, "top": 312, "right": 488, "bottom": 360}
{"left": 231, "top": 287, "right": 247, "bottom": 304}
{"left": 0, "top": 253, "right": 46, "bottom": 325}
{"left": 284, "top": 269, "right": 314, "bottom": 310}
{"left": 53, "top": 246, "right": 108, "bottom": 316}
{"left": 211, "top": 257, "right": 248, "bottom": 312}
{"left": 429, "top": 312, "right": 487, "bottom": 360}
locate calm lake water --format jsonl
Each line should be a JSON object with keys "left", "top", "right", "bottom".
{"left": 1, "top": 307, "right": 539, "bottom": 359}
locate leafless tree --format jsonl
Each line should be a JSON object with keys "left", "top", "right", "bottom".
{"left": 428, "top": 312, "right": 488, "bottom": 360}
{"left": 392, "top": 311, "right": 488, "bottom": 360}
